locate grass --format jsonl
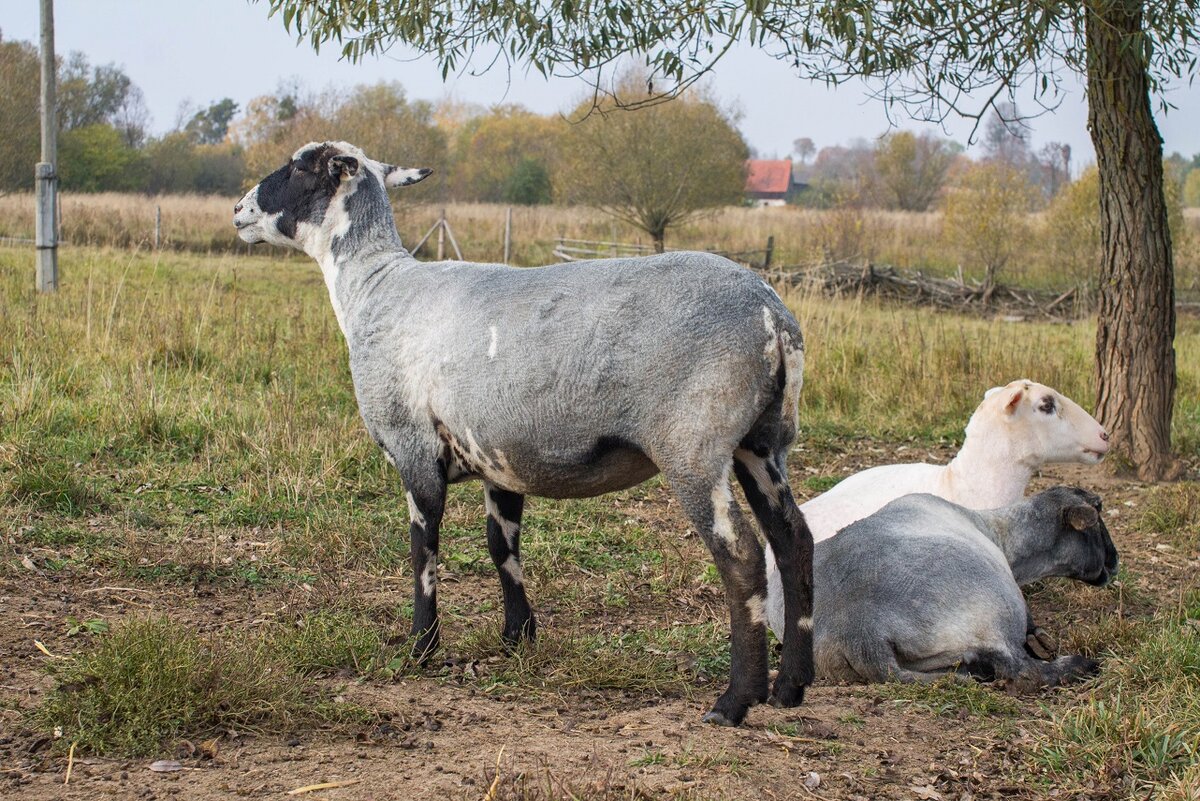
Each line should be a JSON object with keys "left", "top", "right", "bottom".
{"left": 1033, "top": 591, "right": 1200, "bottom": 798}
{"left": 34, "top": 615, "right": 368, "bottom": 756}
{"left": 1, "top": 193, "right": 1198, "bottom": 297}
{"left": 874, "top": 675, "right": 1025, "bottom": 718}
{"left": 1135, "top": 482, "right": 1200, "bottom": 553}
{"left": 2, "top": 244, "right": 1199, "bottom": 780}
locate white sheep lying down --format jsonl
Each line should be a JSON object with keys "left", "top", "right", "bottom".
{"left": 814, "top": 487, "right": 1117, "bottom": 685}
{"left": 766, "top": 379, "right": 1110, "bottom": 640}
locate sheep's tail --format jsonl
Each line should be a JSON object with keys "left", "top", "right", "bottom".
{"left": 777, "top": 328, "right": 805, "bottom": 444}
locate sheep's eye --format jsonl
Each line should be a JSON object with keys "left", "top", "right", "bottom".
{"left": 1038, "top": 396, "right": 1056, "bottom": 414}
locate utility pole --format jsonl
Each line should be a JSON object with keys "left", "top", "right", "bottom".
{"left": 36, "top": 0, "right": 59, "bottom": 292}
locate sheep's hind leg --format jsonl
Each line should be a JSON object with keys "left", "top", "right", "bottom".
{"left": 733, "top": 447, "right": 814, "bottom": 708}
{"left": 403, "top": 473, "right": 447, "bottom": 665}
{"left": 669, "top": 460, "right": 770, "bottom": 726}
{"left": 984, "top": 648, "right": 1100, "bottom": 690}
{"left": 484, "top": 483, "right": 535, "bottom": 647}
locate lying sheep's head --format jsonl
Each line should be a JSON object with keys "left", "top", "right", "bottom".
{"left": 972, "top": 379, "right": 1110, "bottom": 465}
{"left": 1037, "top": 486, "right": 1119, "bottom": 586}
{"left": 233, "top": 141, "right": 430, "bottom": 253}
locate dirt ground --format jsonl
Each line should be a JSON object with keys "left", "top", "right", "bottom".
{"left": 1, "top": 444, "right": 1193, "bottom": 801}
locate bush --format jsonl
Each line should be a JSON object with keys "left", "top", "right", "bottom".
{"left": 941, "top": 162, "right": 1036, "bottom": 298}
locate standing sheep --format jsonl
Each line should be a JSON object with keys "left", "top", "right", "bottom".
{"left": 765, "top": 379, "right": 1109, "bottom": 639}
{"left": 232, "top": 141, "right": 814, "bottom": 726}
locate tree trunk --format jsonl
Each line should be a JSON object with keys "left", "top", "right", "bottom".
{"left": 650, "top": 228, "right": 666, "bottom": 254}
{"left": 1085, "top": 0, "right": 1179, "bottom": 481}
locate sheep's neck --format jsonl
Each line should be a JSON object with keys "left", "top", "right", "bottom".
{"left": 942, "top": 436, "right": 1036, "bottom": 509}
{"left": 974, "top": 510, "right": 1039, "bottom": 583}
{"left": 312, "top": 217, "right": 406, "bottom": 339}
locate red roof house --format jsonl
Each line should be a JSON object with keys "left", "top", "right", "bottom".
{"left": 744, "top": 159, "right": 795, "bottom": 205}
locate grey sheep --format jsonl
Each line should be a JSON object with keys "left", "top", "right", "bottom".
{"left": 233, "top": 141, "right": 815, "bottom": 726}
{"left": 815, "top": 486, "right": 1117, "bottom": 686}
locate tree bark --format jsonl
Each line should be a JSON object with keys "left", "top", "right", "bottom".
{"left": 1085, "top": 0, "right": 1179, "bottom": 481}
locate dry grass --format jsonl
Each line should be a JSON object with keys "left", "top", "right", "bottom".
{"left": 5, "top": 193, "right": 1198, "bottom": 296}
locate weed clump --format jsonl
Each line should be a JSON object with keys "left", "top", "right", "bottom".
{"left": 6, "top": 459, "right": 110, "bottom": 517}
{"left": 35, "top": 615, "right": 356, "bottom": 755}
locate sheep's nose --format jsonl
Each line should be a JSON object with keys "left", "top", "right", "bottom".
{"left": 1100, "top": 430, "right": 1109, "bottom": 442}
{"left": 234, "top": 203, "right": 243, "bottom": 214}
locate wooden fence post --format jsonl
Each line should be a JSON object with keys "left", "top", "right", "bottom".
{"left": 504, "top": 206, "right": 512, "bottom": 265}
{"left": 764, "top": 235, "right": 775, "bottom": 271}
{"left": 437, "top": 209, "right": 446, "bottom": 261}
{"left": 154, "top": 205, "right": 162, "bottom": 249}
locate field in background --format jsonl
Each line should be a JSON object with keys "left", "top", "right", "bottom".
{"left": 1, "top": 247, "right": 1198, "bottom": 799}
{"left": 2, "top": 194, "right": 1198, "bottom": 297}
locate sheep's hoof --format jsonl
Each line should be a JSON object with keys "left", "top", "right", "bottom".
{"left": 702, "top": 710, "right": 740, "bottom": 727}
{"left": 410, "top": 629, "right": 441, "bottom": 667}
{"left": 769, "top": 680, "right": 808, "bottom": 708}
{"left": 703, "top": 690, "right": 754, "bottom": 727}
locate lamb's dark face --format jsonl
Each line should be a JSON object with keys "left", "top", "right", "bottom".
{"left": 1048, "top": 487, "right": 1119, "bottom": 587}
{"left": 233, "top": 141, "right": 432, "bottom": 251}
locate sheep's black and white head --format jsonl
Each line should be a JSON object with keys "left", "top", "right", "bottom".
{"left": 233, "top": 141, "right": 431, "bottom": 255}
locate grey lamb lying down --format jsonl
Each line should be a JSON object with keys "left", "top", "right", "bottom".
{"left": 814, "top": 486, "right": 1118, "bottom": 686}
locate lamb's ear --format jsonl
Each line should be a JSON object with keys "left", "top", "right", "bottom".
{"left": 1003, "top": 386, "right": 1025, "bottom": 415}
{"left": 328, "top": 155, "right": 359, "bottom": 180}
{"left": 382, "top": 164, "right": 433, "bottom": 188}
{"left": 984, "top": 386, "right": 1003, "bottom": 400}
{"left": 1065, "top": 504, "right": 1099, "bottom": 531}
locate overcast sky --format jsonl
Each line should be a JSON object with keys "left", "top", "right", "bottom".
{"left": 7, "top": 1, "right": 1200, "bottom": 168}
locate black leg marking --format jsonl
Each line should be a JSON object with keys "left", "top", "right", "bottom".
{"left": 734, "top": 448, "right": 814, "bottom": 707}
{"left": 669, "top": 462, "right": 770, "bottom": 726}
{"left": 405, "top": 480, "right": 446, "bottom": 665}
{"left": 484, "top": 483, "right": 535, "bottom": 647}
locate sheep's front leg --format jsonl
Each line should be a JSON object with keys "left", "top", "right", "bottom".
{"left": 483, "top": 483, "right": 535, "bottom": 647}
{"left": 733, "top": 448, "right": 814, "bottom": 707}
{"left": 405, "top": 477, "right": 447, "bottom": 664}
{"left": 671, "top": 462, "right": 770, "bottom": 726}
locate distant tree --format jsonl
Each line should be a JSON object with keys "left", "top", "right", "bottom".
{"left": 332, "top": 82, "right": 448, "bottom": 192}
{"left": 144, "top": 133, "right": 200, "bottom": 194}
{"left": 58, "top": 123, "right": 145, "bottom": 192}
{"left": 230, "top": 82, "right": 447, "bottom": 198}
{"left": 185, "top": 98, "right": 240, "bottom": 145}
{"left": 1044, "top": 167, "right": 1102, "bottom": 286}
{"left": 796, "top": 141, "right": 876, "bottom": 208}
{"left": 57, "top": 53, "right": 135, "bottom": 132}
{"left": 112, "top": 84, "right": 151, "bottom": 149}
{"left": 942, "top": 162, "right": 1036, "bottom": 301}
{"left": 449, "top": 105, "right": 562, "bottom": 202}
{"left": 1034, "top": 142, "right": 1072, "bottom": 200}
{"left": 872, "top": 130, "right": 959, "bottom": 212}
{"left": 981, "top": 102, "right": 1032, "bottom": 168}
{"left": 793, "top": 137, "right": 815, "bottom": 164}
{"left": 1185, "top": 170, "right": 1200, "bottom": 208}
{"left": 192, "top": 144, "right": 246, "bottom": 195}
{"left": 0, "top": 34, "right": 41, "bottom": 191}
{"left": 1046, "top": 163, "right": 1189, "bottom": 286}
{"left": 559, "top": 72, "right": 748, "bottom": 252}
{"left": 229, "top": 89, "right": 333, "bottom": 179}
{"left": 502, "top": 157, "right": 552, "bottom": 205}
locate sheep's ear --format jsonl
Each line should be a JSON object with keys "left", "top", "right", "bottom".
{"left": 984, "top": 386, "right": 1003, "bottom": 400}
{"left": 1003, "top": 387, "right": 1025, "bottom": 415}
{"left": 1065, "top": 504, "right": 1099, "bottom": 531}
{"left": 383, "top": 164, "right": 433, "bottom": 188}
{"left": 328, "top": 155, "right": 359, "bottom": 180}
